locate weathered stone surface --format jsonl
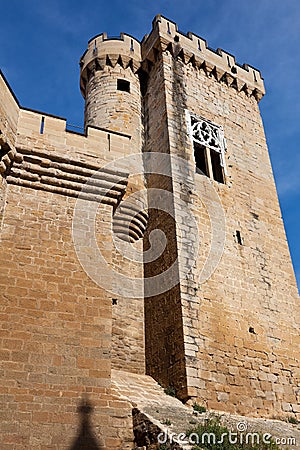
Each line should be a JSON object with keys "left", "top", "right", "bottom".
{"left": 0, "top": 14, "right": 299, "bottom": 450}
{"left": 141, "top": 16, "right": 299, "bottom": 421}
{"left": 113, "top": 369, "right": 300, "bottom": 449}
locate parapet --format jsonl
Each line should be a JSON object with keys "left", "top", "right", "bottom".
{"left": 80, "top": 16, "right": 265, "bottom": 101}
{"left": 0, "top": 70, "right": 20, "bottom": 174}
{"left": 141, "top": 15, "right": 265, "bottom": 101}
{"left": 80, "top": 33, "right": 141, "bottom": 98}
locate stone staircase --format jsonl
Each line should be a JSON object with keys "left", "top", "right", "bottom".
{"left": 111, "top": 369, "right": 300, "bottom": 449}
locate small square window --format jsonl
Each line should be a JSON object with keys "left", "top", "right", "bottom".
{"left": 117, "top": 79, "right": 130, "bottom": 93}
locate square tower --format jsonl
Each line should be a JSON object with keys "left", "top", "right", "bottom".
{"left": 141, "top": 15, "right": 300, "bottom": 418}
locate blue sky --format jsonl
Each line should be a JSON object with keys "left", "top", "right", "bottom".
{"left": 1, "top": 0, "right": 299, "bottom": 291}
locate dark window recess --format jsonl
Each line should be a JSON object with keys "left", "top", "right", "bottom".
{"left": 194, "top": 143, "right": 208, "bottom": 176}
{"left": 40, "top": 116, "right": 45, "bottom": 134}
{"left": 0, "top": 143, "right": 10, "bottom": 159}
{"left": 139, "top": 70, "right": 149, "bottom": 97}
{"left": 210, "top": 149, "right": 224, "bottom": 183}
{"left": 93, "top": 40, "right": 97, "bottom": 55}
{"left": 112, "top": 298, "right": 118, "bottom": 305}
{"left": 117, "top": 79, "right": 130, "bottom": 93}
{"left": 194, "top": 143, "right": 225, "bottom": 184}
{"left": 249, "top": 327, "right": 256, "bottom": 334}
{"left": 236, "top": 230, "right": 243, "bottom": 245}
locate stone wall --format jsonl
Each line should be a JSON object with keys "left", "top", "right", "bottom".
{"left": 0, "top": 69, "right": 19, "bottom": 149}
{"left": 142, "top": 52, "right": 188, "bottom": 399}
{"left": 84, "top": 65, "right": 142, "bottom": 149}
{"left": 0, "top": 184, "right": 129, "bottom": 448}
{"left": 0, "top": 83, "right": 143, "bottom": 448}
{"left": 0, "top": 70, "right": 19, "bottom": 232}
{"left": 151, "top": 33, "right": 300, "bottom": 417}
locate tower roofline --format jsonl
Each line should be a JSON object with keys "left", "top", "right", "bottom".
{"left": 80, "top": 15, "right": 265, "bottom": 101}
{"left": 141, "top": 14, "right": 265, "bottom": 101}
{"left": 79, "top": 32, "right": 142, "bottom": 98}
{"left": 87, "top": 31, "right": 141, "bottom": 46}
{"left": 80, "top": 32, "right": 141, "bottom": 66}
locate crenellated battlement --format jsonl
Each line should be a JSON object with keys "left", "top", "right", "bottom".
{"left": 80, "top": 33, "right": 141, "bottom": 97}
{"left": 141, "top": 15, "right": 265, "bottom": 100}
{"left": 80, "top": 16, "right": 265, "bottom": 101}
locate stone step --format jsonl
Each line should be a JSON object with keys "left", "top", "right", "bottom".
{"left": 112, "top": 369, "right": 300, "bottom": 449}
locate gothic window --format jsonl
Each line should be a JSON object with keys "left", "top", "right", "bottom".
{"left": 188, "top": 113, "right": 227, "bottom": 184}
{"left": 194, "top": 142, "right": 209, "bottom": 176}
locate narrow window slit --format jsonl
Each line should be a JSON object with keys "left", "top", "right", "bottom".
{"left": 236, "top": 230, "right": 243, "bottom": 245}
{"left": 40, "top": 116, "right": 45, "bottom": 134}
{"left": 167, "top": 22, "right": 171, "bottom": 34}
{"left": 93, "top": 40, "right": 97, "bottom": 54}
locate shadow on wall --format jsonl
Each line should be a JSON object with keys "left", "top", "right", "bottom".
{"left": 69, "top": 397, "right": 104, "bottom": 450}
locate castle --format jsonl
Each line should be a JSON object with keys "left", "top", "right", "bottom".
{"left": 0, "top": 14, "right": 299, "bottom": 449}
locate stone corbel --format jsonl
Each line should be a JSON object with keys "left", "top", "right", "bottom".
{"left": 0, "top": 141, "right": 23, "bottom": 176}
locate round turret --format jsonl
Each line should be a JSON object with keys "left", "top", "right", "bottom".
{"left": 80, "top": 33, "right": 142, "bottom": 148}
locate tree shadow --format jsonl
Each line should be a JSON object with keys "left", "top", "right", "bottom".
{"left": 69, "top": 396, "right": 104, "bottom": 450}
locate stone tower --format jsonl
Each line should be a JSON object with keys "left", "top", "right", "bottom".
{"left": 0, "top": 14, "right": 299, "bottom": 449}
{"left": 79, "top": 33, "right": 147, "bottom": 376}
{"left": 80, "top": 33, "right": 142, "bottom": 148}
{"left": 139, "top": 16, "right": 300, "bottom": 418}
